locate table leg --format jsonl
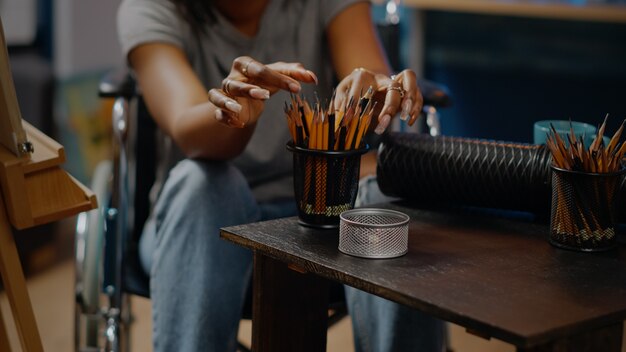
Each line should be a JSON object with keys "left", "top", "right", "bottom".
{"left": 0, "top": 196, "right": 44, "bottom": 352}
{"left": 251, "top": 252, "right": 330, "bottom": 352}
{"left": 518, "top": 321, "right": 623, "bottom": 352}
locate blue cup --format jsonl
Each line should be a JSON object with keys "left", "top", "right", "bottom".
{"left": 533, "top": 120, "right": 598, "bottom": 147}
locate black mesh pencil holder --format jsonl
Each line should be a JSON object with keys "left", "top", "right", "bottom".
{"left": 287, "top": 142, "right": 369, "bottom": 229}
{"left": 550, "top": 166, "right": 625, "bottom": 252}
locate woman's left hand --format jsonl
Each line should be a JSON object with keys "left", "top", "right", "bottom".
{"left": 334, "top": 68, "right": 422, "bottom": 134}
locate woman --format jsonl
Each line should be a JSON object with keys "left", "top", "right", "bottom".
{"left": 117, "top": 0, "right": 444, "bottom": 350}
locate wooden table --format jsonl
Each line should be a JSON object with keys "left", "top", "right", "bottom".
{"left": 221, "top": 202, "right": 626, "bottom": 352}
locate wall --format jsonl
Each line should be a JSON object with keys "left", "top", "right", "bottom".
{"left": 54, "top": 0, "right": 122, "bottom": 78}
{"left": 0, "top": 0, "right": 37, "bottom": 45}
{"left": 422, "top": 12, "right": 626, "bottom": 143}
{"left": 53, "top": 0, "right": 122, "bottom": 182}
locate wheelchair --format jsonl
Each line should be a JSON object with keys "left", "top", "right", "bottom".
{"left": 73, "top": 21, "right": 452, "bottom": 352}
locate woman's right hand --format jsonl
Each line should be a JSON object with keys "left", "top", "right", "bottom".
{"left": 208, "top": 56, "right": 318, "bottom": 128}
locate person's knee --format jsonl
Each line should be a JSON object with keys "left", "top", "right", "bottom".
{"left": 157, "top": 159, "right": 259, "bottom": 224}
{"left": 171, "top": 159, "right": 252, "bottom": 201}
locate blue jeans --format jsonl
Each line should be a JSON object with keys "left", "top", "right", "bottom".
{"left": 140, "top": 160, "right": 444, "bottom": 352}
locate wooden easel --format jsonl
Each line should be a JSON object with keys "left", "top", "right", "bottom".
{"left": 0, "top": 16, "right": 97, "bottom": 351}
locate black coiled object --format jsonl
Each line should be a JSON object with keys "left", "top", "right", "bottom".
{"left": 377, "top": 133, "right": 555, "bottom": 216}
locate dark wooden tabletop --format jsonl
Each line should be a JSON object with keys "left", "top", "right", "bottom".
{"left": 220, "top": 202, "right": 626, "bottom": 348}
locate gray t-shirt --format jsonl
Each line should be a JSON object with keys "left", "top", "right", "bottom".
{"left": 117, "top": 0, "right": 364, "bottom": 202}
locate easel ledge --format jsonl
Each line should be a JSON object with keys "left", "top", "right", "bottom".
{"left": 0, "top": 121, "right": 97, "bottom": 230}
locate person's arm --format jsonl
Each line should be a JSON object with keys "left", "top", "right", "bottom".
{"left": 326, "top": 2, "right": 422, "bottom": 133}
{"left": 327, "top": 2, "right": 390, "bottom": 80}
{"left": 129, "top": 43, "right": 255, "bottom": 160}
{"left": 129, "top": 43, "right": 316, "bottom": 160}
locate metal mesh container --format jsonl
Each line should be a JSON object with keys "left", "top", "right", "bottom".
{"left": 288, "top": 142, "right": 368, "bottom": 229}
{"left": 550, "top": 166, "right": 624, "bottom": 252}
{"left": 376, "top": 132, "right": 626, "bottom": 222}
{"left": 339, "top": 208, "right": 410, "bottom": 259}
{"left": 377, "top": 132, "right": 552, "bottom": 215}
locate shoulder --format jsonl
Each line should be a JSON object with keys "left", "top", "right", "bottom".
{"left": 117, "top": 0, "right": 191, "bottom": 59}
{"left": 282, "top": 0, "right": 368, "bottom": 28}
{"left": 317, "top": 0, "right": 370, "bottom": 28}
{"left": 118, "top": 0, "right": 179, "bottom": 26}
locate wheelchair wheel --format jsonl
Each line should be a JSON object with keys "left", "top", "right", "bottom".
{"left": 75, "top": 160, "right": 112, "bottom": 351}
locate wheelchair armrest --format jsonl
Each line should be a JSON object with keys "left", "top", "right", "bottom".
{"left": 98, "top": 67, "right": 137, "bottom": 99}
{"left": 418, "top": 78, "right": 453, "bottom": 108}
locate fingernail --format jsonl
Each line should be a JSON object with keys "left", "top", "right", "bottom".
{"left": 401, "top": 99, "right": 412, "bottom": 121}
{"left": 289, "top": 82, "right": 301, "bottom": 93}
{"left": 375, "top": 114, "right": 391, "bottom": 135}
{"left": 306, "top": 70, "right": 318, "bottom": 85}
{"left": 225, "top": 101, "right": 242, "bottom": 113}
{"left": 334, "top": 97, "right": 343, "bottom": 110}
{"left": 250, "top": 88, "right": 270, "bottom": 100}
{"left": 215, "top": 109, "right": 223, "bottom": 121}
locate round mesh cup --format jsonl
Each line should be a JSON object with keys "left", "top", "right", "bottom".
{"left": 339, "top": 208, "right": 410, "bottom": 259}
{"left": 550, "top": 166, "right": 625, "bottom": 252}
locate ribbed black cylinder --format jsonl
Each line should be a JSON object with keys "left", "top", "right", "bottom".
{"left": 377, "top": 133, "right": 553, "bottom": 216}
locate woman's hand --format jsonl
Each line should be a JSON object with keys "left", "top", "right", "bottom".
{"left": 208, "top": 56, "right": 318, "bottom": 128}
{"left": 334, "top": 67, "right": 422, "bottom": 134}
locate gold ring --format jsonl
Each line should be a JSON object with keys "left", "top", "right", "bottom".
{"left": 242, "top": 60, "right": 252, "bottom": 76}
{"left": 354, "top": 67, "right": 374, "bottom": 75}
{"left": 387, "top": 85, "right": 405, "bottom": 98}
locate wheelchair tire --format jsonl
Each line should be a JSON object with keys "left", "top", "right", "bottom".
{"left": 75, "top": 160, "right": 113, "bottom": 349}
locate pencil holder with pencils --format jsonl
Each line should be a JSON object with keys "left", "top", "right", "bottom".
{"left": 545, "top": 117, "right": 626, "bottom": 252}
{"left": 288, "top": 142, "right": 368, "bottom": 229}
{"left": 550, "top": 166, "right": 624, "bottom": 251}
{"left": 284, "top": 88, "right": 377, "bottom": 228}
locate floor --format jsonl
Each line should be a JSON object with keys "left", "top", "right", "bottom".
{"left": 1, "top": 245, "right": 624, "bottom": 351}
